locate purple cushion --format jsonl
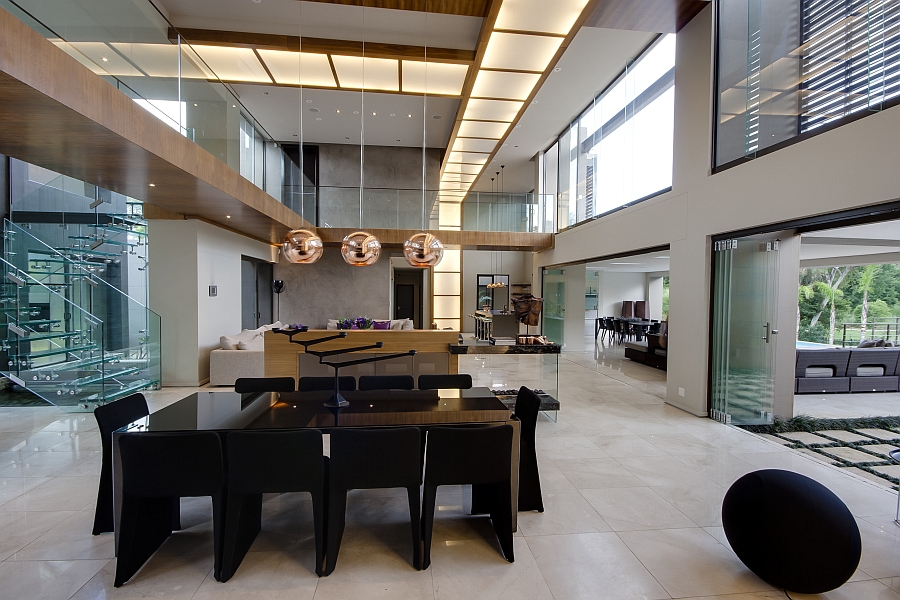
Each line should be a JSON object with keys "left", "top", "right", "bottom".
{"left": 373, "top": 320, "right": 390, "bottom": 330}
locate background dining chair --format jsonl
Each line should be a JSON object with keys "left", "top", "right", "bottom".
{"left": 115, "top": 432, "right": 226, "bottom": 587}
{"left": 325, "top": 427, "right": 423, "bottom": 574}
{"left": 358, "top": 375, "right": 415, "bottom": 391}
{"left": 92, "top": 393, "right": 150, "bottom": 535}
{"left": 418, "top": 374, "right": 473, "bottom": 390}
{"left": 421, "top": 425, "right": 514, "bottom": 568}
{"left": 298, "top": 376, "right": 357, "bottom": 392}
{"left": 234, "top": 377, "right": 295, "bottom": 394}
{"left": 221, "top": 430, "right": 326, "bottom": 581}
{"left": 512, "top": 387, "right": 543, "bottom": 512}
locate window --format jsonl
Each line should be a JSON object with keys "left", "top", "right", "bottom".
{"left": 546, "top": 34, "right": 676, "bottom": 230}
{"left": 715, "top": 0, "right": 900, "bottom": 167}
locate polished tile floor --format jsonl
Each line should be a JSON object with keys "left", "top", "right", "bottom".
{"left": 0, "top": 346, "right": 897, "bottom": 599}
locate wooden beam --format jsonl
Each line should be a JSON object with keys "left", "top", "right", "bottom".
{"left": 0, "top": 6, "right": 312, "bottom": 245}
{"left": 317, "top": 228, "right": 554, "bottom": 251}
{"left": 583, "top": 0, "right": 710, "bottom": 34}
{"left": 298, "top": 0, "right": 490, "bottom": 18}
{"left": 173, "top": 28, "right": 475, "bottom": 64}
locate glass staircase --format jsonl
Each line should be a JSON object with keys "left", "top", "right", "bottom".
{"left": 1, "top": 217, "right": 161, "bottom": 411}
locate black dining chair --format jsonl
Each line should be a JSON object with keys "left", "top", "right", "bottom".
{"left": 234, "top": 377, "right": 295, "bottom": 394}
{"left": 92, "top": 394, "right": 152, "bottom": 535}
{"left": 325, "top": 427, "right": 423, "bottom": 574}
{"left": 221, "top": 430, "right": 326, "bottom": 581}
{"left": 358, "top": 375, "right": 415, "bottom": 391}
{"left": 298, "top": 376, "right": 357, "bottom": 392}
{"left": 512, "top": 387, "right": 543, "bottom": 512}
{"left": 422, "top": 425, "right": 514, "bottom": 568}
{"left": 115, "top": 432, "right": 226, "bottom": 587}
{"left": 418, "top": 374, "right": 473, "bottom": 390}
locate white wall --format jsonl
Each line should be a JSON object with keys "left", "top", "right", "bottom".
{"left": 149, "top": 219, "right": 274, "bottom": 386}
{"left": 596, "top": 271, "right": 647, "bottom": 319}
{"left": 534, "top": 4, "right": 900, "bottom": 416}
{"left": 646, "top": 274, "right": 665, "bottom": 322}
{"left": 563, "top": 263, "right": 586, "bottom": 350}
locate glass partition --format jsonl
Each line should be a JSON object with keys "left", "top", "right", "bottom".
{"left": 542, "top": 268, "right": 566, "bottom": 345}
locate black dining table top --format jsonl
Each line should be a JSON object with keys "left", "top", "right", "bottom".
{"left": 118, "top": 387, "right": 512, "bottom": 434}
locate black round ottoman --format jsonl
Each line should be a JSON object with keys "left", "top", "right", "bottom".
{"left": 722, "top": 469, "right": 861, "bottom": 594}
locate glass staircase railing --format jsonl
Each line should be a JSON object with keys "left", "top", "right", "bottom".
{"left": 1, "top": 221, "right": 160, "bottom": 411}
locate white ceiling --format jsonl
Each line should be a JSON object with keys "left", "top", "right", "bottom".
{"left": 800, "top": 220, "right": 900, "bottom": 264}
{"left": 232, "top": 84, "right": 459, "bottom": 146}
{"left": 586, "top": 249, "right": 670, "bottom": 273}
{"left": 153, "top": 0, "right": 481, "bottom": 50}
{"left": 472, "top": 26, "right": 656, "bottom": 193}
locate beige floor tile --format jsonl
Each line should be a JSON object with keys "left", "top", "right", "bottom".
{"left": 857, "top": 430, "right": 900, "bottom": 442}
{"left": 778, "top": 431, "right": 833, "bottom": 445}
{"left": 639, "top": 433, "right": 719, "bottom": 455}
{"left": 526, "top": 532, "right": 669, "bottom": 600}
{"left": 673, "top": 453, "right": 757, "bottom": 487}
{"left": 192, "top": 550, "right": 319, "bottom": 599}
{"left": 0, "top": 558, "right": 108, "bottom": 600}
{"left": 580, "top": 487, "right": 695, "bottom": 531}
{"left": 553, "top": 457, "right": 646, "bottom": 489}
{"left": 819, "top": 476, "right": 898, "bottom": 517}
{"left": 616, "top": 455, "right": 719, "bottom": 488}
{"left": 0, "top": 475, "right": 96, "bottom": 512}
{"left": 826, "top": 447, "right": 886, "bottom": 463}
{"left": 70, "top": 554, "right": 212, "bottom": 598}
{"left": 532, "top": 458, "right": 576, "bottom": 491}
{"left": 817, "top": 430, "right": 876, "bottom": 444}
{"left": 535, "top": 436, "right": 608, "bottom": 460}
{"left": 584, "top": 434, "right": 669, "bottom": 458}
{"left": 431, "top": 537, "right": 553, "bottom": 600}
{"left": 789, "top": 579, "right": 900, "bottom": 599}
{"left": 516, "top": 489, "right": 611, "bottom": 536}
{"left": 0, "top": 509, "right": 73, "bottom": 562}
{"left": 312, "top": 544, "right": 434, "bottom": 600}
{"left": 651, "top": 481, "right": 727, "bottom": 528}
{"left": 618, "top": 528, "right": 775, "bottom": 598}
{"left": 729, "top": 451, "right": 847, "bottom": 481}
{"left": 856, "top": 517, "right": 900, "bottom": 580}
{"left": 9, "top": 510, "right": 114, "bottom": 561}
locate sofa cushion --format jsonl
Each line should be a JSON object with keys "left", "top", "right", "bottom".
{"left": 238, "top": 336, "right": 265, "bottom": 351}
{"left": 857, "top": 338, "right": 883, "bottom": 348}
{"left": 805, "top": 367, "right": 833, "bottom": 378}
{"left": 373, "top": 320, "right": 390, "bottom": 330}
{"left": 857, "top": 366, "right": 885, "bottom": 377}
{"left": 390, "top": 319, "right": 406, "bottom": 330}
{"left": 402, "top": 318, "right": 414, "bottom": 330}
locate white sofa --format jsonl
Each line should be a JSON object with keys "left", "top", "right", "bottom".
{"left": 209, "top": 322, "right": 281, "bottom": 386}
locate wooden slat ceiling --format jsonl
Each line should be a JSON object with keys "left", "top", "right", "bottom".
{"left": 583, "top": 0, "right": 711, "bottom": 34}
{"left": 0, "top": 6, "right": 310, "bottom": 245}
{"left": 317, "top": 228, "right": 554, "bottom": 251}
{"left": 172, "top": 28, "right": 475, "bottom": 63}
{"left": 298, "top": 0, "right": 490, "bottom": 18}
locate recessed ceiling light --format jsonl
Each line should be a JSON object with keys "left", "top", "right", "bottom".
{"left": 232, "top": 104, "right": 236, "bottom": 108}
{"left": 353, "top": 111, "right": 360, "bottom": 115}
{"left": 654, "top": 256, "right": 670, "bottom": 259}
{"left": 432, "top": 115, "right": 442, "bottom": 120}
{"left": 390, "top": 113, "right": 396, "bottom": 117}
{"left": 514, "top": 145, "right": 519, "bottom": 147}
{"left": 264, "top": 91, "right": 269, "bottom": 95}
{"left": 293, "top": 134, "right": 298, "bottom": 137}
{"left": 336, "top": 109, "right": 340, "bottom": 113}
{"left": 553, "top": 67, "right": 562, "bottom": 72}
{"left": 226, "top": 215, "right": 232, "bottom": 218}
{"left": 316, "top": 117, "right": 322, "bottom": 121}
{"left": 101, "top": 57, "right": 108, "bottom": 62}
{"left": 193, "top": 103, "right": 198, "bottom": 106}
{"left": 396, "top": 139, "right": 401, "bottom": 142}
{"left": 531, "top": 100, "right": 538, "bottom": 104}
{"left": 515, "top": 124, "right": 521, "bottom": 128}
{"left": 372, "top": 112, "right": 376, "bottom": 116}
{"left": 148, "top": 183, "right": 156, "bottom": 187}
{"left": 345, "top": 136, "right": 350, "bottom": 140}
{"left": 408, "top": 114, "right": 412, "bottom": 118}
{"left": 308, "top": 108, "right": 319, "bottom": 112}
{"left": 305, "top": 99, "right": 312, "bottom": 103}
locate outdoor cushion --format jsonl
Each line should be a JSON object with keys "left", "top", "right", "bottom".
{"left": 804, "top": 367, "right": 833, "bottom": 378}
{"left": 856, "top": 366, "right": 885, "bottom": 377}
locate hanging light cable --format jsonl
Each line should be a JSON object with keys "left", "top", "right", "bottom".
{"left": 342, "top": 7, "right": 382, "bottom": 267}
{"left": 404, "top": 3, "right": 443, "bottom": 268}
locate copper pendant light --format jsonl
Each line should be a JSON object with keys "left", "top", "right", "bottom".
{"left": 403, "top": 16, "right": 443, "bottom": 268}
{"left": 341, "top": 231, "right": 381, "bottom": 266}
{"left": 281, "top": 229, "right": 323, "bottom": 264}
{"left": 403, "top": 232, "right": 444, "bottom": 268}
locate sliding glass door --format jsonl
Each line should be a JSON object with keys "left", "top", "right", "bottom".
{"left": 542, "top": 269, "right": 566, "bottom": 345}
{"left": 711, "top": 236, "right": 780, "bottom": 424}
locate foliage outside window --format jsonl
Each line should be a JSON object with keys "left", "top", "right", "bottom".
{"left": 797, "top": 264, "right": 900, "bottom": 346}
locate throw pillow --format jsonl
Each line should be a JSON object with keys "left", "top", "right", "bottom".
{"left": 373, "top": 320, "right": 390, "bottom": 330}
{"left": 857, "top": 339, "right": 878, "bottom": 348}
{"left": 401, "top": 318, "right": 414, "bottom": 330}
{"left": 220, "top": 335, "right": 241, "bottom": 350}
{"left": 389, "top": 319, "right": 405, "bottom": 330}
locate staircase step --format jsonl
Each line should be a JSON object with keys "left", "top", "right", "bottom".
{"left": 17, "top": 319, "right": 62, "bottom": 327}
{"left": 6, "top": 330, "right": 83, "bottom": 341}
{"left": 9, "top": 344, "right": 100, "bottom": 359}
{"left": 64, "top": 367, "right": 142, "bottom": 387}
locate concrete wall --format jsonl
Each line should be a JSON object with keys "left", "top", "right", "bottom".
{"left": 273, "top": 247, "right": 392, "bottom": 328}
{"left": 533, "top": 4, "right": 900, "bottom": 416}
{"left": 149, "top": 219, "right": 274, "bottom": 386}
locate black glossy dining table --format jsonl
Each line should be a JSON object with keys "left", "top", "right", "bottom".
{"left": 111, "top": 387, "right": 521, "bottom": 551}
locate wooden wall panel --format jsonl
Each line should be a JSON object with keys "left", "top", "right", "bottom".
{"left": 583, "top": 0, "right": 710, "bottom": 34}
{"left": 317, "top": 228, "right": 554, "bottom": 250}
{"left": 299, "top": 0, "right": 490, "bottom": 18}
{"left": 0, "top": 6, "right": 312, "bottom": 244}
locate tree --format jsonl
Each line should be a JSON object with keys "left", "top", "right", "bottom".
{"left": 813, "top": 266, "right": 849, "bottom": 345}
{"left": 857, "top": 264, "right": 880, "bottom": 338}
{"left": 798, "top": 284, "right": 814, "bottom": 335}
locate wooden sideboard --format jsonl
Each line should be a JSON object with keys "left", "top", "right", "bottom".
{"left": 264, "top": 330, "right": 460, "bottom": 381}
